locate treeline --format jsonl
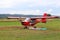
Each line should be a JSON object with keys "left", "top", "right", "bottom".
{"left": 0, "top": 14, "right": 42, "bottom": 18}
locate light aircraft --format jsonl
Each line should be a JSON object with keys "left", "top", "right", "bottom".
{"left": 20, "top": 13, "right": 58, "bottom": 29}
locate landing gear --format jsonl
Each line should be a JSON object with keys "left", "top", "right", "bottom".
{"left": 24, "top": 26, "right": 28, "bottom": 29}
{"left": 24, "top": 26, "right": 37, "bottom": 29}
{"left": 34, "top": 26, "right": 37, "bottom": 28}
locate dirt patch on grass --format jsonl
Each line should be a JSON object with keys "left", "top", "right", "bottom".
{"left": 0, "top": 26, "right": 60, "bottom": 32}
{"left": 0, "top": 26, "right": 22, "bottom": 30}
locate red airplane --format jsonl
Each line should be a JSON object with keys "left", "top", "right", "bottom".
{"left": 21, "top": 13, "right": 58, "bottom": 29}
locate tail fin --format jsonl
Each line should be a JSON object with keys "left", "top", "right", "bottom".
{"left": 41, "top": 13, "right": 47, "bottom": 23}
{"left": 43, "top": 13, "right": 47, "bottom": 17}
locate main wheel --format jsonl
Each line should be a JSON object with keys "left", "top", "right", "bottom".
{"left": 24, "top": 26, "right": 28, "bottom": 29}
{"left": 34, "top": 26, "right": 37, "bottom": 28}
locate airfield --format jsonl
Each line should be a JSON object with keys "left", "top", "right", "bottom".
{"left": 0, "top": 19, "right": 60, "bottom": 40}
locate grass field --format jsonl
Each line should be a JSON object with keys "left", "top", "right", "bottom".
{"left": 0, "top": 19, "right": 60, "bottom": 40}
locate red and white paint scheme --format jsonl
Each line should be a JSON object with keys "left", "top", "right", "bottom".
{"left": 21, "top": 13, "right": 58, "bottom": 29}
{"left": 21, "top": 13, "right": 48, "bottom": 29}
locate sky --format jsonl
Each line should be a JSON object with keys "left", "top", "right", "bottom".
{"left": 0, "top": 0, "right": 60, "bottom": 15}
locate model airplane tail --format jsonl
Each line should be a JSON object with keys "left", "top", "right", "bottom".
{"left": 43, "top": 13, "right": 47, "bottom": 17}
{"left": 41, "top": 13, "right": 47, "bottom": 23}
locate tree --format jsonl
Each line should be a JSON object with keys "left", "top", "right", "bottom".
{"left": 47, "top": 14, "right": 51, "bottom": 16}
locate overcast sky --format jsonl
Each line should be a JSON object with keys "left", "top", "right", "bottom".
{"left": 0, "top": 0, "right": 60, "bottom": 15}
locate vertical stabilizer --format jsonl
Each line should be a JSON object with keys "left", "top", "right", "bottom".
{"left": 41, "top": 13, "right": 47, "bottom": 23}
{"left": 43, "top": 13, "right": 47, "bottom": 17}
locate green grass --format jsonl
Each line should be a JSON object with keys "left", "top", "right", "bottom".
{"left": 36, "top": 19, "right": 60, "bottom": 30}
{"left": 0, "top": 30, "right": 60, "bottom": 40}
{"left": 0, "top": 19, "right": 60, "bottom": 40}
{"left": 0, "top": 21, "right": 22, "bottom": 26}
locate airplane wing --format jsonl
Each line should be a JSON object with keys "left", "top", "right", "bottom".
{"left": 30, "top": 16, "right": 57, "bottom": 19}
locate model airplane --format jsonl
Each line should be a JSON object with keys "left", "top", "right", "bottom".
{"left": 20, "top": 13, "right": 58, "bottom": 29}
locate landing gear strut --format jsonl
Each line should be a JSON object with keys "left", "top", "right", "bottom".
{"left": 24, "top": 26, "right": 28, "bottom": 29}
{"left": 24, "top": 26, "right": 37, "bottom": 29}
{"left": 34, "top": 26, "right": 37, "bottom": 28}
